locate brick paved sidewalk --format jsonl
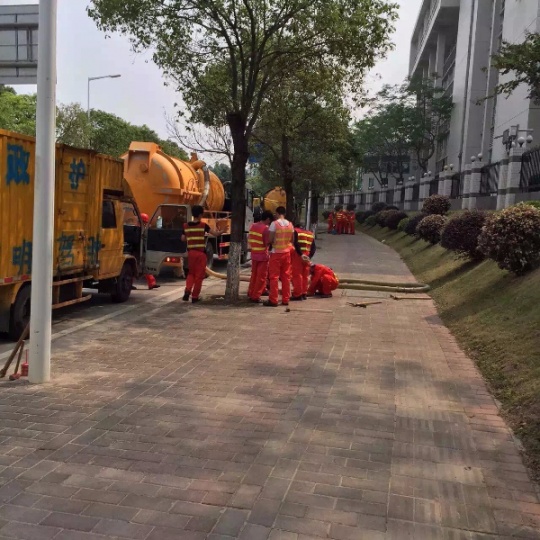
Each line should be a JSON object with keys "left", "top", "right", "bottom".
{"left": 0, "top": 232, "right": 538, "bottom": 539}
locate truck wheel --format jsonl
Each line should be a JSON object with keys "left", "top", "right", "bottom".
{"left": 9, "top": 285, "right": 30, "bottom": 341}
{"left": 205, "top": 243, "right": 214, "bottom": 271}
{"left": 111, "top": 262, "right": 133, "bottom": 303}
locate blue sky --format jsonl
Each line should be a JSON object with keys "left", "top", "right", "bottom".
{"left": 3, "top": 0, "right": 422, "bottom": 152}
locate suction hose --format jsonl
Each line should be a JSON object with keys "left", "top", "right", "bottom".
{"left": 205, "top": 267, "right": 430, "bottom": 293}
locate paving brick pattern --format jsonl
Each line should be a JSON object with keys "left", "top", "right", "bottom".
{"left": 0, "top": 232, "right": 538, "bottom": 539}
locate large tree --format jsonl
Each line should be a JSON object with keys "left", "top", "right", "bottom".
{"left": 253, "top": 67, "right": 350, "bottom": 219}
{"left": 88, "top": 0, "right": 398, "bottom": 300}
{"left": 0, "top": 91, "right": 37, "bottom": 136}
{"left": 353, "top": 76, "right": 453, "bottom": 183}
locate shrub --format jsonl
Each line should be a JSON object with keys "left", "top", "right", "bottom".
{"left": 386, "top": 205, "right": 399, "bottom": 211}
{"left": 404, "top": 213, "right": 427, "bottom": 236}
{"left": 478, "top": 203, "right": 540, "bottom": 275}
{"left": 417, "top": 215, "right": 446, "bottom": 244}
{"left": 371, "top": 201, "right": 387, "bottom": 213}
{"left": 375, "top": 209, "right": 394, "bottom": 227}
{"left": 365, "top": 214, "right": 378, "bottom": 227}
{"left": 524, "top": 200, "right": 540, "bottom": 210}
{"left": 357, "top": 210, "right": 374, "bottom": 224}
{"left": 422, "top": 194, "right": 451, "bottom": 215}
{"left": 441, "top": 210, "right": 487, "bottom": 260}
{"left": 385, "top": 210, "right": 408, "bottom": 230}
{"left": 398, "top": 217, "right": 410, "bottom": 232}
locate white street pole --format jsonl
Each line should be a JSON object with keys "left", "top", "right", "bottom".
{"left": 29, "top": 0, "right": 57, "bottom": 384}
{"left": 306, "top": 182, "right": 312, "bottom": 231}
{"left": 87, "top": 74, "right": 121, "bottom": 120}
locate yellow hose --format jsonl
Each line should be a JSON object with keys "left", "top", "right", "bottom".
{"left": 206, "top": 267, "right": 430, "bottom": 293}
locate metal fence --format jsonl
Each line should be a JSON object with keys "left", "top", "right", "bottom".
{"left": 480, "top": 163, "right": 500, "bottom": 195}
{"left": 412, "top": 183, "right": 420, "bottom": 201}
{"left": 521, "top": 147, "right": 540, "bottom": 192}
{"left": 429, "top": 177, "right": 439, "bottom": 196}
{"left": 451, "top": 173, "right": 463, "bottom": 199}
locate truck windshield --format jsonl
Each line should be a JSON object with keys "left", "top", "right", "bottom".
{"left": 150, "top": 206, "right": 188, "bottom": 230}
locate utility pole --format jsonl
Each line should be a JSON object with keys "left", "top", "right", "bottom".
{"left": 29, "top": 0, "right": 57, "bottom": 383}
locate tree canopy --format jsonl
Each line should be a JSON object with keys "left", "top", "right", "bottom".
{"left": 0, "top": 88, "right": 187, "bottom": 160}
{"left": 353, "top": 77, "right": 453, "bottom": 183}
{"left": 490, "top": 32, "right": 540, "bottom": 103}
{"left": 88, "top": 0, "right": 399, "bottom": 300}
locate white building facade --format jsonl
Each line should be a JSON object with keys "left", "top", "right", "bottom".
{"left": 411, "top": 0, "right": 540, "bottom": 173}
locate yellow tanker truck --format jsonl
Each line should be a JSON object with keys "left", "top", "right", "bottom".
{"left": 122, "top": 142, "right": 254, "bottom": 272}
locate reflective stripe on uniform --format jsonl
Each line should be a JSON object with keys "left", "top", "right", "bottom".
{"left": 184, "top": 224, "right": 206, "bottom": 249}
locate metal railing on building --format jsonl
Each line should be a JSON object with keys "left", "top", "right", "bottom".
{"left": 385, "top": 188, "right": 393, "bottom": 205}
{"left": 429, "top": 176, "right": 439, "bottom": 196}
{"left": 520, "top": 147, "right": 540, "bottom": 192}
{"left": 450, "top": 173, "right": 463, "bottom": 199}
{"left": 480, "top": 163, "right": 500, "bottom": 195}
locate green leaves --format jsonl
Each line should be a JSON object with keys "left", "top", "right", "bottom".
{"left": 490, "top": 32, "right": 540, "bottom": 103}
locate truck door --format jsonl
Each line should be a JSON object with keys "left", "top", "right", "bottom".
{"left": 144, "top": 204, "right": 188, "bottom": 274}
{"left": 99, "top": 199, "right": 124, "bottom": 278}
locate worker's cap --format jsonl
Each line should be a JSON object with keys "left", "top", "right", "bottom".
{"left": 141, "top": 213, "right": 149, "bottom": 224}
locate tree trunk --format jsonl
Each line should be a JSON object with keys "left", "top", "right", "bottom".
{"left": 225, "top": 112, "right": 249, "bottom": 302}
{"left": 310, "top": 191, "right": 319, "bottom": 226}
{"left": 281, "top": 134, "right": 295, "bottom": 221}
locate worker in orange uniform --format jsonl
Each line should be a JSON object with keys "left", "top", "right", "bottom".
{"left": 264, "top": 206, "right": 294, "bottom": 307}
{"left": 346, "top": 204, "right": 356, "bottom": 235}
{"left": 140, "top": 213, "right": 160, "bottom": 290}
{"left": 307, "top": 263, "right": 339, "bottom": 298}
{"left": 335, "top": 206, "right": 345, "bottom": 235}
{"left": 327, "top": 210, "right": 335, "bottom": 233}
{"left": 290, "top": 222, "right": 316, "bottom": 301}
{"left": 181, "top": 205, "right": 222, "bottom": 303}
{"left": 247, "top": 211, "right": 273, "bottom": 303}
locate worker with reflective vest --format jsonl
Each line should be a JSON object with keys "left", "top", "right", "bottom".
{"left": 327, "top": 210, "right": 335, "bottom": 233}
{"left": 307, "top": 263, "right": 339, "bottom": 298}
{"left": 290, "top": 223, "right": 316, "bottom": 301}
{"left": 181, "top": 205, "right": 221, "bottom": 303}
{"left": 335, "top": 206, "right": 346, "bottom": 235}
{"left": 140, "top": 213, "right": 160, "bottom": 290}
{"left": 346, "top": 204, "right": 356, "bottom": 235}
{"left": 264, "top": 206, "right": 294, "bottom": 307}
{"left": 247, "top": 211, "right": 273, "bottom": 303}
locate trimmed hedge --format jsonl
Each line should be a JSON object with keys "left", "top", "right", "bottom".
{"left": 417, "top": 215, "right": 446, "bottom": 244}
{"left": 385, "top": 210, "right": 408, "bottom": 230}
{"left": 357, "top": 210, "right": 374, "bottom": 224}
{"left": 524, "top": 200, "right": 540, "bottom": 210}
{"left": 365, "top": 215, "right": 378, "bottom": 227}
{"left": 441, "top": 210, "right": 487, "bottom": 260}
{"left": 371, "top": 201, "right": 387, "bottom": 213}
{"left": 398, "top": 217, "right": 410, "bottom": 232}
{"left": 375, "top": 209, "right": 394, "bottom": 227}
{"left": 404, "top": 213, "right": 427, "bottom": 236}
{"left": 422, "top": 194, "right": 451, "bottom": 215}
{"left": 478, "top": 203, "right": 540, "bottom": 275}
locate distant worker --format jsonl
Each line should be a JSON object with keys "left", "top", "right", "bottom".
{"left": 247, "top": 211, "right": 273, "bottom": 303}
{"left": 264, "top": 206, "right": 294, "bottom": 307}
{"left": 307, "top": 263, "right": 339, "bottom": 298}
{"left": 140, "top": 213, "right": 160, "bottom": 290}
{"left": 290, "top": 222, "right": 316, "bottom": 301}
{"left": 346, "top": 204, "right": 357, "bottom": 235}
{"left": 181, "top": 205, "right": 222, "bottom": 303}
{"left": 335, "top": 206, "right": 345, "bottom": 235}
{"left": 327, "top": 210, "right": 335, "bottom": 233}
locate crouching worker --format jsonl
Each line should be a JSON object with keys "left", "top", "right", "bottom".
{"left": 307, "top": 264, "right": 339, "bottom": 298}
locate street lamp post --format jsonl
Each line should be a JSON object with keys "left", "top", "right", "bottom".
{"left": 87, "top": 74, "right": 121, "bottom": 119}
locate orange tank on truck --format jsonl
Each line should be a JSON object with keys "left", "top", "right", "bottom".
{"left": 122, "top": 142, "right": 254, "bottom": 274}
{"left": 262, "top": 187, "right": 286, "bottom": 214}
{"left": 0, "top": 130, "right": 144, "bottom": 341}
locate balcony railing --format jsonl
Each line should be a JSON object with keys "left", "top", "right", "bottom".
{"left": 520, "top": 147, "right": 540, "bottom": 192}
{"left": 413, "top": 0, "right": 441, "bottom": 68}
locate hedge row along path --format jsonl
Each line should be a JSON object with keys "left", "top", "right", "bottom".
{"left": 0, "top": 231, "right": 538, "bottom": 539}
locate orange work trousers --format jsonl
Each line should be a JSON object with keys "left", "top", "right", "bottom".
{"left": 336, "top": 221, "right": 346, "bottom": 234}
{"left": 291, "top": 251, "right": 309, "bottom": 297}
{"left": 144, "top": 274, "right": 157, "bottom": 289}
{"left": 269, "top": 251, "right": 292, "bottom": 305}
{"left": 185, "top": 249, "right": 207, "bottom": 300}
{"left": 316, "top": 274, "right": 339, "bottom": 295}
{"left": 349, "top": 220, "right": 355, "bottom": 235}
{"left": 248, "top": 259, "right": 268, "bottom": 300}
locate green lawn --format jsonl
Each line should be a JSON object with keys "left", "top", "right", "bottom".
{"left": 362, "top": 224, "right": 540, "bottom": 478}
